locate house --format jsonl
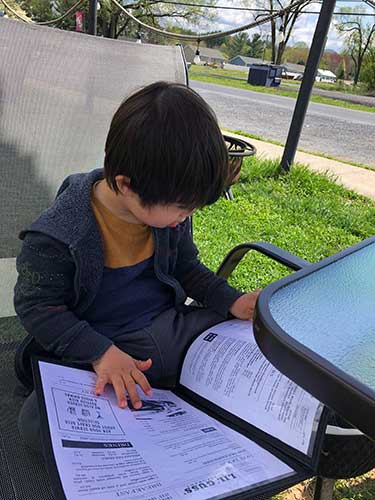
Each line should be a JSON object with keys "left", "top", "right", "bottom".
{"left": 183, "top": 45, "right": 226, "bottom": 66}
{"left": 282, "top": 62, "right": 305, "bottom": 80}
{"left": 282, "top": 63, "right": 337, "bottom": 83}
{"left": 229, "top": 55, "right": 266, "bottom": 67}
{"left": 316, "top": 68, "right": 337, "bottom": 83}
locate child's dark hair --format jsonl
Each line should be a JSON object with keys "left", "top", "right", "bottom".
{"left": 104, "top": 81, "right": 229, "bottom": 208}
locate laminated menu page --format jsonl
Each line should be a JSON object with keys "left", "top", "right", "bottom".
{"left": 33, "top": 320, "right": 327, "bottom": 500}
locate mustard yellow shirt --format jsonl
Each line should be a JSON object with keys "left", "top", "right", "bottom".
{"left": 91, "top": 185, "right": 154, "bottom": 268}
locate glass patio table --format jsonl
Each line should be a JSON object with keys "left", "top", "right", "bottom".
{"left": 254, "top": 236, "right": 375, "bottom": 441}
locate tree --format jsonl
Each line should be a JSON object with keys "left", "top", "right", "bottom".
{"left": 221, "top": 32, "right": 250, "bottom": 60}
{"left": 319, "top": 51, "right": 342, "bottom": 72}
{"left": 221, "top": 32, "right": 265, "bottom": 60}
{"left": 293, "top": 41, "right": 308, "bottom": 49}
{"left": 248, "top": 33, "right": 265, "bottom": 58}
{"left": 2, "top": 0, "right": 30, "bottom": 19}
{"left": 335, "top": 8, "right": 375, "bottom": 85}
{"left": 141, "top": 24, "right": 199, "bottom": 45}
{"left": 253, "top": 0, "right": 313, "bottom": 64}
{"left": 360, "top": 46, "right": 375, "bottom": 90}
{"left": 336, "top": 60, "right": 345, "bottom": 80}
{"left": 19, "top": 0, "right": 78, "bottom": 29}
{"left": 18, "top": 0, "right": 217, "bottom": 40}
{"left": 283, "top": 43, "right": 309, "bottom": 65}
{"left": 205, "top": 32, "right": 229, "bottom": 49}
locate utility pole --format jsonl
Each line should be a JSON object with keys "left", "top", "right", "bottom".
{"left": 88, "top": 0, "right": 98, "bottom": 35}
{"left": 280, "top": 0, "right": 337, "bottom": 171}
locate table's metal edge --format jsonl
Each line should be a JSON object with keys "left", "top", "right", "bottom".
{"left": 253, "top": 236, "right": 375, "bottom": 440}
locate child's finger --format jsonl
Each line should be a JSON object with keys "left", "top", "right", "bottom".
{"left": 111, "top": 375, "right": 128, "bottom": 409}
{"left": 134, "top": 358, "right": 152, "bottom": 371}
{"left": 95, "top": 374, "right": 109, "bottom": 395}
{"left": 123, "top": 377, "right": 142, "bottom": 410}
{"left": 132, "top": 369, "right": 152, "bottom": 397}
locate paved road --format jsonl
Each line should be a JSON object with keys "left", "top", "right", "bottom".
{"left": 191, "top": 81, "right": 375, "bottom": 167}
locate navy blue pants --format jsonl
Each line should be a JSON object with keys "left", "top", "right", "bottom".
{"left": 18, "top": 306, "right": 224, "bottom": 453}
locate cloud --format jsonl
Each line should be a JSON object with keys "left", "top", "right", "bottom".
{"left": 291, "top": 8, "right": 345, "bottom": 51}
{"left": 196, "top": 0, "right": 373, "bottom": 52}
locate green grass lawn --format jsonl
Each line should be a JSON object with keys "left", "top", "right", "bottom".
{"left": 192, "top": 65, "right": 250, "bottom": 79}
{"left": 278, "top": 79, "right": 373, "bottom": 97}
{"left": 194, "top": 156, "right": 375, "bottom": 292}
{"left": 194, "top": 156, "right": 375, "bottom": 499}
{"left": 189, "top": 66, "right": 375, "bottom": 113}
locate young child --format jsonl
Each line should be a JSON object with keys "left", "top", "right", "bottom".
{"left": 14, "top": 81, "right": 259, "bottom": 452}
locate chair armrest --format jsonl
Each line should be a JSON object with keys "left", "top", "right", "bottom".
{"left": 216, "top": 242, "right": 311, "bottom": 279}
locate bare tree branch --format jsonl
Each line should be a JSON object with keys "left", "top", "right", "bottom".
{"left": 336, "top": 8, "right": 375, "bottom": 84}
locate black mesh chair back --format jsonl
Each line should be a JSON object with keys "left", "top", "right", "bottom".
{"left": 0, "top": 17, "right": 187, "bottom": 499}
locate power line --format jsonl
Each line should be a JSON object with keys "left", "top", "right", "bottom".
{"left": 110, "top": 0, "right": 309, "bottom": 41}
{"left": 3, "top": 0, "right": 372, "bottom": 43}
{"left": 159, "top": 1, "right": 375, "bottom": 16}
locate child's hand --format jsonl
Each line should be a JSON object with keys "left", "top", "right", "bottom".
{"left": 92, "top": 345, "right": 152, "bottom": 409}
{"left": 229, "top": 290, "right": 261, "bottom": 320}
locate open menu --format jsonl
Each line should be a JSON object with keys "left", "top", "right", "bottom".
{"left": 33, "top": 320, "right": 328, "bottom": 500}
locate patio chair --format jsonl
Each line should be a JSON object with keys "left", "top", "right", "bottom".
{"left": 0, "top": 17, "right": 188, "bottom": 499}
{"left": 0, "top": 17, "right": 373, "bottom": 500}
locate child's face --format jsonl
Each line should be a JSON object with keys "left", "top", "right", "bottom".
{"left": 115, "top": 176, "right": 194, "bottom": 228}
{"left": 132, "top": 203, "right": 194, "bottom": 228}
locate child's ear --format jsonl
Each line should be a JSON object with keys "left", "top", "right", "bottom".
{"left": 115, "top": 175, "right": 132, "bottom": 195}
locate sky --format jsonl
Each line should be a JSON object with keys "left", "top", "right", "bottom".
{"left": 197, "top": 0, "right": 375, "bottom": 52}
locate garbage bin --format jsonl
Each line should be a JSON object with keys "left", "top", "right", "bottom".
{"left": 248, "top": 64, "right": 282, "bottom": 87}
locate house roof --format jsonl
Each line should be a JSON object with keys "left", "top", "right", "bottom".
{"left": 317, "top": 69, "right": 337, "bottom": 77}
{"left": 283, "top": 62, "right": 305, "bottom": 74}
{"left": 229, "top": 55, "right": 266, "bottom": 65}
{"left": 184, "top": 45, "right": 225, "bottom": 60}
